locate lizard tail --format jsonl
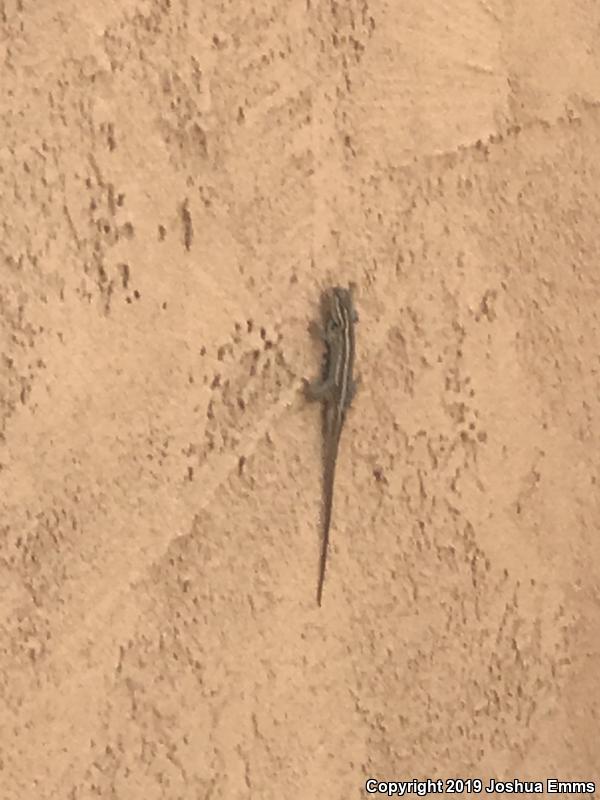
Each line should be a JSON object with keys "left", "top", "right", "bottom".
{"left": 316, "top": 532, "right": 328, "bottom": 606}
{"left": 316, "top": 523, "right": 330, "bottom": 607}
{"left": 316, "top": 433, "right": 338, "bottom": 606}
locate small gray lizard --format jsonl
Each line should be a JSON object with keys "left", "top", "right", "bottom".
{"left": 304, "top": 285, "right": 358, "bottom": 606}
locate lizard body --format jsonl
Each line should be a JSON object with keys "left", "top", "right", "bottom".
{"left": 304, "top": 285, "right": 358, "bottom": 606}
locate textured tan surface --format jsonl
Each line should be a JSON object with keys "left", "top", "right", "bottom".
{"left": 1, "top": 1, "right": 599, "bottom": 797}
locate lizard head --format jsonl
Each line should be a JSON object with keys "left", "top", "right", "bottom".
{"left": 328, "top": 286, "right": 357, "bottom": 329}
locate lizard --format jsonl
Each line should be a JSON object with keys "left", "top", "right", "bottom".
{"left": 304, "top": 285, "right": 358, "bottom": 606}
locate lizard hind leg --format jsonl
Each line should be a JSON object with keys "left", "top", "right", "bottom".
{"left": 345, "top": 373, "right": 361, "bottom": 407}
{"left": 303, "top": 376, "right": 335, "bottom": 401}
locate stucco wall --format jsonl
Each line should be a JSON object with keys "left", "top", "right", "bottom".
{"left": 1, "top": 1, "right": 599, "bottom": 797}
